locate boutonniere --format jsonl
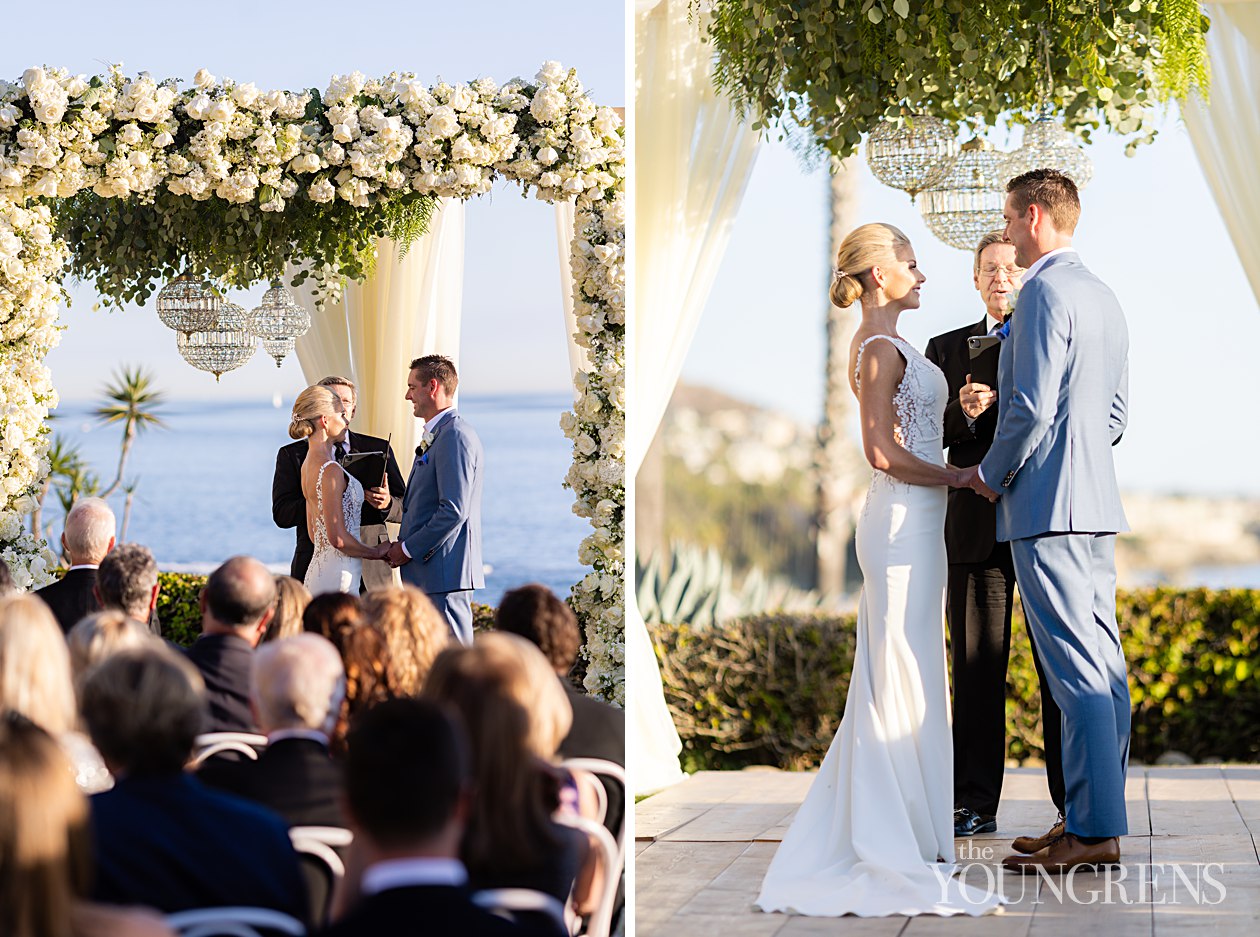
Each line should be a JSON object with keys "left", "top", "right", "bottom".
{"left": 420, "top": 429, "right": 435, "bottom": 452}
{"left": 998, "top": 290, "right": 1018, "bottom": 339}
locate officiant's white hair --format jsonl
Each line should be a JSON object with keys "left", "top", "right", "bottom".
{"left": 64, "top": 497, "right": 115, "bottom": 565}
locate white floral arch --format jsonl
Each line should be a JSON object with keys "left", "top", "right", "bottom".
{"left": 0, "top": 62, "right": 625, "bottom": 701}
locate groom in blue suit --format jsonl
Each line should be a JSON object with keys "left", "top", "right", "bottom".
{"left": 385, "top": 355, "right": 484, "bottom": 645}
{"left": 961, "top": 169, "right": 1130, "bottom": 873}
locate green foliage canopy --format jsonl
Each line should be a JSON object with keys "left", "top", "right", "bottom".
{"left": 703, "top": 0, "right": 1211, "bottom": 157}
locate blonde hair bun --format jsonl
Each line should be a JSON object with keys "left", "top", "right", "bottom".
{"left": 288, "top": 385, "right": 340, "bottom": 440}
{"left": 830, "top": 271, "right": 865, "bottom": 309}
{"left": 831, "top": 222, "right": 911, "bottom": 308}
{"left": 288, "top": 418, "right": 314, "bottom": 440}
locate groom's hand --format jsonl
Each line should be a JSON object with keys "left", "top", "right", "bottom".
{"left": 364, "top": 486, "right": 391, "bottom": 510}
{"left": 385, "top": 540, "right": 411, "bottom": 568}
{"left": 962, "top": 465, "right": 1001, "bottom": 502}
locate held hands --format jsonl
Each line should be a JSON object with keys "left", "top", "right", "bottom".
{"left": 364, "top": 486, "right": 391, "bottom": 511}
{"left": 956, "top": 464, "right": 1001, "bottom": 503}
{"left": 960, "top": 373, "right": 997, "bottom": 420}
{"left": 371, "top": 540, "right": 393, "bottom": 561}
{"left": 384, "top": 540, "right": 411, "bottom": 568}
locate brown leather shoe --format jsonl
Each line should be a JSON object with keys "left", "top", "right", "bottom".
{"left": 1002, "top": 833, "right": 1120, "bottom": 874}
{"left": 1011, "top": 815, "right": 1065, "bottom": 854}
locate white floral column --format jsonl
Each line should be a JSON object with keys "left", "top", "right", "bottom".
{"left": 0, "top": 199, "right": 63, "bottom": 588}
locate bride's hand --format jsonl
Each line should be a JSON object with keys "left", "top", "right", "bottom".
{"left": 373, "top": 541, "right": 393, "bottom": 560}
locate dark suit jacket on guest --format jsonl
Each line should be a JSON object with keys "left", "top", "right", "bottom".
{"left": 321, "top": 885, "right": 531, "bottom": 937}
{"left": 272, "top": 430, "right": 407, "bottom": 582}
{"left": 198, "top": 736, "right": 345, "bottom": 828}
{"left": 34, "top": 566, "right": 101, "bottom": 634}
{"left": 558, "top": 681, "right": 626, "bottom": 837}
{"left": 185, "top": 633, "right": 256, "bottom": 733}
{"left": 925, "top": 318, "right": 1002, "bottom": 565}
{"left": 90, "top": 773, "right": 307, "bottom": 919}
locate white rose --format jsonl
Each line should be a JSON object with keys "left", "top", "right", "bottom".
{"left": 35, "top": 100, "right": 65, "bottom": 124}
{"left": 0, "top": 105, "right": 18, "bottom": 129}
{"left": 425, "top": 105, "right": 459, "bottom": 139}
{"left": 64, "top": 75, "right": 89, "bottom": 98}
{"left": 0, "top": 168, "right": 23, "bottom": 187}
{"left": 449, "top": 85, "right": 474, "bottom": 111}
{"left": 208, "top": 99, "right": 236, "bottom": 121}
{"left": 185, "top": 94, "right": 212, "bottom": 120}
{"left": 309, "top": 177, "right": 335, "bottom": 203}
{"left": 133, "top": 98, "right": 161, "bottom": 122}
{"left": 332, "top": 123, "right": 356, "bottom": 144}
{"left": 21, "top": 67, "right": 47, "bottom": 92}
{"left": 120, "top": 123, "right": 142, "bottom": 146}
{"left": 153, "top": 131, "right": 174, "bottom": 148}
{"left": 575, "top": 433, "right": 598, "bottom": 456}
{"left": 537, "top": 146, "right": 559, "bottom": 165}
{"left": 594, "top": 109, "right": 621, "bottom": 138}
{"left": 530, "top": 87, "right": 567, "bottom": 124}
{"left": 232, "top": 82, "right": 260, "bottom": 108}
{"left": 536, "top": 61, "right": 567, "bottom": 87}
{"left": 194, "top": 68, "right": 216, "bottom": 90}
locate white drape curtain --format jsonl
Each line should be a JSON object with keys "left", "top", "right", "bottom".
{"left": 631, "top": 0, "right": 760, "bottom": 794}
{"left": 292, "top": 198, "right": 466, "bottom": 456}
{"left": 1184, "top": 2, "right": 1260, "bottom": 307}
{"left": 555, "top": 199, "right": 593, "bottom": 396}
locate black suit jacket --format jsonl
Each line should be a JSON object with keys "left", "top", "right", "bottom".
{"left": 321, "top": 884, "right": 535, "bottom": 937}
{"left": 90, "top": 773, "right": 307, "bottom": 919}
{"left": 33, "top": 567, "right": 101, "bottom": 634}
{"left": 273, "top": 430, "right": 407, "bottom": 582}
{"left": 185, "top": 633, "right": 257, "bottom": 733}
{"left": 198, "top": 736, "right": 346, "bottom": 828}
{"left": 925, "top": 318, "right": 1003, "bottom": 565}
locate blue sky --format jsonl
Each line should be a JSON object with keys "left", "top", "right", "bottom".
{"left": 683, "top": 110, "right": 1260, "bottom": 497}
{"left": 8, "top": 0, "right": 625, "bottom": 401}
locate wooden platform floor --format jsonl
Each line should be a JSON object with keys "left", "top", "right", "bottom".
{"left": 635, "top": 766, "right": 1260, "bottom": 936}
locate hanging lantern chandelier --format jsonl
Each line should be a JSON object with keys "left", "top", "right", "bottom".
{"left": 176, "top": 301, "right": 257, "bottom": 381}
{"left": 996, "top": 111, "right": 1094, "bottom": 190}
{"left": 155, "top": 273, "right": 222, "bottom": 336}
{"left": 919, "top": 139, "right": 1006, "bottom": 251}
{"left": 864, "top": 114, "right": 960, "bottom": 200}
{"left": 246, "top": 280, "right": 311, "bottom": 367}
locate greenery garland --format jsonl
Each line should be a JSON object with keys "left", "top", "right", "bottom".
{"left": 702, "top": 0, "right": 1212, "bottom": 157}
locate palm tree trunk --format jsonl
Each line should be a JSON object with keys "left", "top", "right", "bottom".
{"left": 814, "top": 157, "right": 865, "bottom": 596}
{"left": 120, "top": 490, "right": 135, "bottom": 541}
{"left": 99, "top": 423, "right": 134, "bottom": 498}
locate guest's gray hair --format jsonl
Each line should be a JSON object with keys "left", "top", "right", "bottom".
{"left": 250, "top": 633, "right": 346, "bottom": 734}
{"left": 96, "top": 543, "right": 158, "bottom": 621}
{"left": 63, "top": 497, "right": 116, "bottom": 565}
{"left": 67, "top": 610, "right": 154, "bottom": 691}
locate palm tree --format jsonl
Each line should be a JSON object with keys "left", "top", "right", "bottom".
{"left": 94, "top": 367, "right": 167, "bottom": 499}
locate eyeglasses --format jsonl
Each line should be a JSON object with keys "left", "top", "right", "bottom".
{"left": 979, "top": 265, "right": 1023, "bottom": 281}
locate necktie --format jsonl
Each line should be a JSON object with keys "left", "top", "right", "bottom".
{"left": 335, "top": 443, "right": 347, "bottom": 462}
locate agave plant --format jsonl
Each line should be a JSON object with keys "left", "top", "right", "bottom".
{"left": 637, "top": 543, "right": 833, "bottom": 631}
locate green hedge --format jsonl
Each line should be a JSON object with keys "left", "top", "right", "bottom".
{"left": 652, "top": 588, "right": 1260, "bottom": 772}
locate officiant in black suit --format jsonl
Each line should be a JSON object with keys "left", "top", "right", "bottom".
{"left": 272, "top": 375, "right": 407, "bottom": 588}
{"left": 924, "top": 231, "right": 1064, "bottom": 840}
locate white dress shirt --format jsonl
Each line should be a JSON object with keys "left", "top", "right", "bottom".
{"left": 361, "top": 857, "right": 468, "bottom": 895}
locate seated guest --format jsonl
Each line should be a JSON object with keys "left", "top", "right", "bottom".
{"left": 302, "top": 591, "right": 362, "bottom": 644}
{"left": 423, "top": 634, "right": 595, "bottom": 912}
{"left": 322, "top": 698, "right": 526, "bottom": 937}
{"left": 302, "top": 593, "right": 381, "bottom": 751}
{"left": 361, "top": 585, "right": 451, "bottom": 698}
{"left": 496, "top": 584, "right": 625, "bottom": 835}
{"left": 0, "top": 557, "right": 15, "bottom": 597}
{"left": 263, "top": 575, "right": 312, "bottom": 643}
{"left": 68, "top": 610, "right": 155, "bottom": 693}
{"left": 185, "top": 556, "right": 277, "bottom": 733}
{"left": 82, "top": 645, "right": 307, "bottom": 918}
{"left": 0, "top": 595, "right": 111, "bottom": 793}
{"left": 34, "top": 497, "right": 116, "bottom": 633}
{"left": 199, "top": 633, "right": 347, "bottom": 828}
{"left": 0, "top": 715, "right": 174, "bottom": 937}
{"left": 94, "top": 543, "right": 161, "bottom": 636}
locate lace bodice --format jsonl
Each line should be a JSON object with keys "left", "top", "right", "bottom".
{"left": 853, "top": 334, "right": 947, "bottom": 465}
{"left": 313, "top": 460, "right": 363, "bottom": 552}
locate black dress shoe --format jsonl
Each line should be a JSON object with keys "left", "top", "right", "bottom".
{"left": 954, "top": 807, "right": 997, "bottom": 837}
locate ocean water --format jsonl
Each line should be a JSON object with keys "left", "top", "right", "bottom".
{"left": 48, "top": 394, "right": 589, "bottom": 604}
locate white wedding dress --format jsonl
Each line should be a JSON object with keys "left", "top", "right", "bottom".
{"left": 303, "top": 460, "right": 364, "bottom": 596}
{"left": 756, "top": 335, "right": 1003, "bottom": 917}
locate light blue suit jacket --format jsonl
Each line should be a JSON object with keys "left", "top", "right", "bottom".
{"left": 980, "top": 252, "right": 1130, "bottom": 542}
{"left": 399, "top": 410, "right": 485, "bottom": 593}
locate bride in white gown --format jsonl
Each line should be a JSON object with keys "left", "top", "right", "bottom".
{"left": 288, "top": 385, "right": 390, "bottom": 595}
{"left": 756, "top": 224, "right": 1004, "bottom": 917}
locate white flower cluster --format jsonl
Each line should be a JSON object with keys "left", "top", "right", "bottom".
{"left": 0, "top": 62, "right": 625, "bottom": 701}
{"left": 560, "top": 194, "right": 625, "bottom": 705}
{"left": 0, "top": 198, "right": 64, "bottom": 590}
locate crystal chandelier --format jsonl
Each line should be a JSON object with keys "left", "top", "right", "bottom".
{"left": 996, "top": 112, "right": 1094, "bottom": 190}
{"left": 246, "top": 280, "right": 311, "bottom": 367}
{"left": 864, "top": 114, "right": 960, "bottom": 199}
{"left": 155, "top": 274, "right": 222, "bottom": 336}
{"left": 919, "top": 139, "right": 1006, "bottom": 251}
{"left": 176, "top": 301, "right": 257, "bottom": 381}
